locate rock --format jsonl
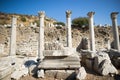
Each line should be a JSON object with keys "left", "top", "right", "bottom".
{"left": 109, "top": 49, "right": 120, "bottom": 57}
{"left": 96, "top": 51, "right": 111, "bottom": 62}
{"left": 37, "top": 69, "right": 44, "bottom": 78}
{"left": 113, "top": 57, "right": 120, "bottom": 68}
{"left": 109, "top": 49, "right": 120, "bottom": 68}
{"left": 94, "top": 51, "right": 111, "bottom": 72}
{"left": 76, "top": 67, "right": 87, "bottom": 80}
{"left": 98, "top": 60, "right": 118, "bottom": 76}
{"left": 11, "top": 68, "right": 28, "bottom": 80}
{"left": 11, "top": 70, "right": 23, "bottom": 80}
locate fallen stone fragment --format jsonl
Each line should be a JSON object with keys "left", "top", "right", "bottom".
{"left": 76, "top": 67, "right": 87, "bottom": 80}
{"left": 37, "top": 69, "right": 44, "bottom": 78}
{"left": 98, "top": 60, "right": 118, "bottom": 76}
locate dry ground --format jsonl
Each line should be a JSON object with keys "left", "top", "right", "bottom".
{"left": 20, "top": 69, "right": 120, "bottom": 80}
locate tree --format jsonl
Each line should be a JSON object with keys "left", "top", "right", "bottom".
{"left": 54, "top": 22, "right": 65, "bottom": 26}
{"left": 72, "top": 17, "right": 89, "bottom": 29}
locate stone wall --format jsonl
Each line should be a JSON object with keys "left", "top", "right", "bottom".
{"left": 0, "top": 26, "right": 118, "bottom": 56}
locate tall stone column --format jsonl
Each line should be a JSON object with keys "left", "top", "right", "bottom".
{"left": 111, "top": 12, "right": 120, "bottom": 51}
{"left": 66, "top": 10, "right": 72, "bottom": 48}
{"left": 87, "top": 12, "right": 95, "bottom": 52}
{"left": 38, "top": 11, "right": 45, "bottom": 60}
{"left": 9, "top": 16, "right": 17, "bottom": 56}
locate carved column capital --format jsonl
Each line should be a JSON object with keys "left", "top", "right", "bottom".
{"left": 111, "top": 12, "right": 119, "bottom": 20}
{"left": 87, "top": 12, "right": 95, "bottom": 18}
{"left": 66, "top": 10, "right": 72, "bottom": 18}
{"left": 38, "top": 11, "right": 45, "bottom": 18}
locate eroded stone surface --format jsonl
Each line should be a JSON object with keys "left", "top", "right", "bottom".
{"left": 76, "top": 67, "right": 87, "bottom": 80}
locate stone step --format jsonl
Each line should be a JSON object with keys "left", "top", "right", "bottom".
{"left": 43, "top": 50, "right": 70, "bottom": 57}
{"left": 0, "top": 65, "right": 13, "bottom": 79}
{"left": 38, "top": 58, "right": 80, "bottom": 69}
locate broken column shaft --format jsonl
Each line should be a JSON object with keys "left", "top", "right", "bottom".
{"left": 38, "top": 11, "right": 45, "bottom": 60}
{"left": 9, "top": 16, "right": 17, "bottom": 56}
{"left": 87, "top": 12, "right": 95, "bottom": 52}
{"left": 111, "top": 12, "right": 120, "bottom": 51}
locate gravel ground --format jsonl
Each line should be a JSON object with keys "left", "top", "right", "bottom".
{"left": 20, "top": 69, "right": 120, "bottom": 80}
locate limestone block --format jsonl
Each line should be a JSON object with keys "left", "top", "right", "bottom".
{"left": 76, "top": 67, "right": 87, "bottom": 80}
{"left": 98, "top": 60, "right": 118, "bottom": 76}
{"left": 85, "top": 58, "right": 94, "bottom": 70}
{"left": 81, "top": 50, "right": 97, "bottom": 58}
{"left": 77, "top": 37, "right": 90, "bottom": 51}
{"left": 43, "top": 48, "right": 77, "bottom": 57}
{"left": 11, "top": 70, "right": 22, "bottom": 80}
{"left": 44, "top": 41, "right": 64, "bottom": 50}
{"left": 45, "top": 70, "right": 57, "bottom": 78}
{"left": 56, "top": 70, "right": 70, "bottom": 80}
{"left": 94, "top": 51, "right": 111, "bottom": 71}
{"left": 96, "top": 51, "right": 111, "bottom": 62}
{"left": 37, "top": 69, "right": 44, "bottom": 78}
{"left": 38, "top": 56, "right": 80, "bottom": 69}
{"left": 113, "top": 57, "right": 120, "bottom": 68}
{"left": 109, "top": 49, "right": 120, "bottom": 57}
{"left": 0, "top": 65, "right": 13, "bottom": 79}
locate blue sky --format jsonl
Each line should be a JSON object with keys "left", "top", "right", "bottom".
{"left": 0, "top": 0, "right": 120, "bottom": 25}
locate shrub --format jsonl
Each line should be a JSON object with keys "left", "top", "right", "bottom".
{"left": 72, "top": 17, "right": 89, "bottom": 29}
{"left": 21, "top": 17, "right": 26, "bottom": 22}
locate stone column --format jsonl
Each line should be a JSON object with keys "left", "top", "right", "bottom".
{"left": 66, "top": 10, "right": 72, "bottom": 48}
{"left": 87, "top": 12, "right": 95, "bottom": 52}
{"left": 9, "top": 16, "right": 17, "bottom": 56}
{"left": 111, "top": 12, "right": 120, "bottom": 51}
{"left": 38, "top": 11, "right": 45, "bottom": 60}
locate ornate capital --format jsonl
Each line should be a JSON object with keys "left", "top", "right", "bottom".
{"left": 38, "top": 11, "right": 45, "bottom": 18}
{"left": 66, "top": 10, "right": 72, "bottom": 18}
{"left": 111, "top": 12, "right": 119, "bottom": 20}
{"left": 87, "top": 12, "right": 95, "bottom": 18}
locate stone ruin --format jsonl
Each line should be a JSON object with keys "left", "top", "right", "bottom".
{"left": 0, "top": 11, "right": 120, "bottom": 80}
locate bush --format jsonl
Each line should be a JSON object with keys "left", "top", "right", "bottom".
{"left": 54, "top": 22, "right": 65, "bottom": 26}
{"left": 72, "top": 17, "right": 89, "bottom": 29}
{"left": 21, "top": 17, "right": 26, "bottom": 22}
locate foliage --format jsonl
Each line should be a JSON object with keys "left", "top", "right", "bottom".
{"left": 54, "top": 22, "right": 65, "bottom": 26}
{"left": 21, "top": 17, "right": 26, "bottom": 22}
{"left": 72, "top": 17, "right": 89, "bottom": 29}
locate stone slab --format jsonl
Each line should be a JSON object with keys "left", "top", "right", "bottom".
{"left": 38, "top": 57, "right": 80, "bottom": 69}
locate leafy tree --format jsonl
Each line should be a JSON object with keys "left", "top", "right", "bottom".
{"left": 54, "top": 22, "right": 65, "bottom": 26}
{"left": 72, "top": 17, "right": 89, "bottom": 29}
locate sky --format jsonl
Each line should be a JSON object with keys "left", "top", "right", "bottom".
{"left": 0, "top": 0, "right": 120, "bottom": 26}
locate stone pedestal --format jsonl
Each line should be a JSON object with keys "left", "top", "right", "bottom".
{"left": 66, "top": 10, "right": 72, "bottom": 48}
{"left": 87, "top": 12, "right": 95, "bottom": 52}
{"left": 9, "top": 16, "right": 17, "bottom": 56}
{"left": 38, "top": 11, "right": 45, "bottom": 60}
{"left": 111, "top": 12, "right": 120, "bottom": 51}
